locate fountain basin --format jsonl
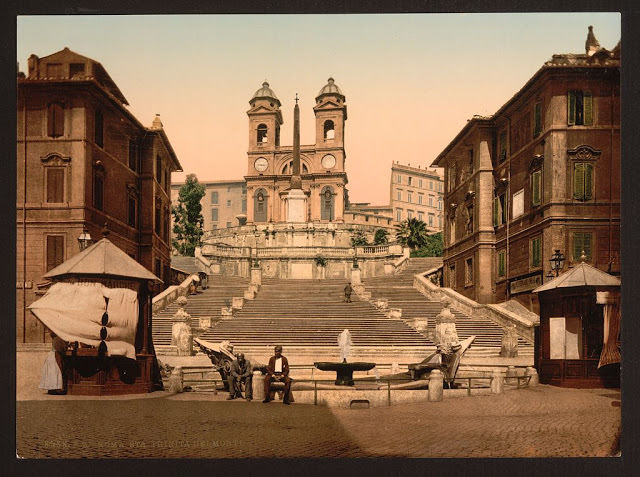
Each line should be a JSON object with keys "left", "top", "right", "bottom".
{"left": 314, "top": 361, "right": 376, "bottom": 386}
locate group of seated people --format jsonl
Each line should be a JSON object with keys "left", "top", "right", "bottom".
{"left": 226, "top": 345, "right": 292, "bottom": 405}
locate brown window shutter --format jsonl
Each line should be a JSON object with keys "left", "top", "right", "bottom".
{"left": 583, "top": 91, "right": 593, "bottom": 125}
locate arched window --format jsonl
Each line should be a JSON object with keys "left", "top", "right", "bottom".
{"left": 257, "top": 124, "right": 268, "bottom": 143}
{"left": 281, "top": 161, "right": 309, "bottom": 174}
{"left": 321, "top": 186, "right": 334, "bottom": 221}
{"left": 254, "top": 189, "right": 268, "bottom": 223}
{"left": 323, "top": 120, "right": 335, "bottom": 139}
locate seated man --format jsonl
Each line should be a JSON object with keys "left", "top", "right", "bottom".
{"left": 227, "top": 353, "right": 253, "bottom": 401}
{"left": 263, "top": 345, "right": 291, "bottom": 404}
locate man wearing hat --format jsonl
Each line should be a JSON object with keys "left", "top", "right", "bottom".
{"left": 263, "top": 345, "right": 291, "bottom": 404}
{"left": 227, "top": 353, "right": 253, "bottom": 401}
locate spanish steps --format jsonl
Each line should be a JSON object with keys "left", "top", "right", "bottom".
{"left": 152, "top": 257, "right": 533, "bottom": 363}
{"left": 361, "top": 257, "right": 533, "bottom": 355}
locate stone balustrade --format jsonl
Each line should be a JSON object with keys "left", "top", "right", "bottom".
{"left": 152, "top": 273, "right": 200, "bottom": 314}
{"left": 413, "top": 270, "right": 536, "bottom": 344}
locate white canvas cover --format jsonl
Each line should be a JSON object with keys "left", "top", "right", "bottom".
{"left": 28, "top": 282, "right": 138, "bottom": 359}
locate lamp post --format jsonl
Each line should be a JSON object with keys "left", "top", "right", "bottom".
{"left": 549, "top": 249, "right": 565, "bottom": 277}
{"left": 77, "top": 226, "right": 92, "bottom": 251}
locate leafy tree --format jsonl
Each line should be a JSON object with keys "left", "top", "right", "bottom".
{"left": 412, "top": 232, "right": 443, "bottom": 257}
{"left": 172, "top": 174, "right": 205, "bottom": 256}
{"left": 350, "top": 230, "right": 369, "bottom": 247}
{"left": 395, "top": 218, "right": 429, "bottom": 250}
{"left": 373, "top": 228, "right": 389, "bottom": 245}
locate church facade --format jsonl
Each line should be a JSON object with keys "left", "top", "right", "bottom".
{"left": 244, "top": 78, "right": 348, "bottom": 224}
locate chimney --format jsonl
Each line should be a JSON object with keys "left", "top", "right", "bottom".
{"left": 27, "top": 54, "right": 39, "bottom": 78}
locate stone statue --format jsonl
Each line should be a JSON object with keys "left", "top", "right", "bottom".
{"left": 338, "top": 329, "right": 352, "bottom": 363}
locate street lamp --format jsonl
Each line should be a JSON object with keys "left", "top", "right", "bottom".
{"left": 549, "top": 249, "right": 565, "bottom": 277}
{"left": 77, "top": 226, "right": 92, "bottom": 251}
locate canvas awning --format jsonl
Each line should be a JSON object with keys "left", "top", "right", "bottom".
{"left": 43, "top": 238, "right": 162, "bottom": 284}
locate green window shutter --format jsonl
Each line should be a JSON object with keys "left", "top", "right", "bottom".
{"left": 533, "top": 102, "right": 542, "bottom": 137}
{"left": 531, "top": 238, "right": 541, "bottom": 267}
{"left": 583, "top": 233, "right": 592, "bottom": 259}
{"left": 583, "top": 91, "right": 593, "bottom": 125}
{"left": 584, "top": 163, "right": 593, "bottom": 200}
{"left": 498, "top": 251, "right": 505, "bottom": 277}
{"left": 532, "top": 170, "right": 541, "bottom": 206}
{"left": 568, "top": 91, "right": 576, "bottom": 126}
{"left": 573, "top": 163, "right": 585, "bottom": 199}
{"left": 493, "top": 197, "right": 499, "bottom": 226}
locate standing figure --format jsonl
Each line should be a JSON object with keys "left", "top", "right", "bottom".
{"left": 344, "top": 282, "right": 353, "bottom": 303}
{"left": 263, "top": 345, "right": 291, "bottom": 404}
{"left": 39, "top": 331, "right": 67, "bottom": 395}
{"left": 227, "top": 353, "right": 253, "bottom": 401}
{"left": 338, "top": 329, "right": 352, "bottom": 363}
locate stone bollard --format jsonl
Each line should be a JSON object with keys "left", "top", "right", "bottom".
{"left": 169, "top": 366, "right": 184, "bottom": 393}
{"left": 243, "top": 289, "right": 255, "bottom": 300}
{"left": 232, "top": 296, "right": 244, "bottom": 310}
{"left": 525, "top": 367, "right": 539, "bottom": 387}
{"left": 221, "top": 307, "right": 233, "bottom": 319}
{"left": 428, "top": 369, "right": 444, "bottom": 402}
{"left": 252, "top": 371, "right": 265, "bottom": 401}
{"left": 491, "top": 370, "right": 504, "bottom": 394}
{"left": 388, "top": 308, "right": 402, "bottom": 320}
{"left": 506, "top": 366, "right": 517, "bottom": 385}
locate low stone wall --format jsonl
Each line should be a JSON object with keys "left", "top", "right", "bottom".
{"left": 152, "top": 274, "right": 200, "bottom": 314}
{"left": 413, "top": 271, "right": 536, "bottom": 343}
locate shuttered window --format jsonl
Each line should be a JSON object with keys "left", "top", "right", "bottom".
{"left": 531, "top": 170, "right": 542, "bottom": 206}
{"left": 47, "top": 103, "right": 64, "bottom": 137}
{"left": 572, "top": 232, "right": 592, "bottom": 261}
{"left": 94, "top": 174, "right": 104, "bottom": 210}
{"left": 46, "top": 168, "right": 64, "bottom": 203}
{"left": 499, "top": 131, "right": 507, "bottom": 163}
{"left": 94, "top": 110, "right": 103, "bottom": 147}
{"left": 533, "top": 102, "right": 542, "bottom": 138}
{"left": 568, "top": 91, "right": 593, "bottom": 126}
{"left": 128, "top": 196, "right": 137, "bottom": 227}
{"left": 573, "top": 162, "right": 594, "bottom": 200}
{"left": 530, "top": 237, "right": 541, "bottom": 268}
{"left": 46, "top": 235, "right": 64, "bottom": 271}
{"left": 128, "top": 140, "right": 138, "bottom": 171}
{"left": 497, "top": 250, "right": 506, "bottom": 277}
{"left": 493, "top": 193, "right": 505, "bottom": 226}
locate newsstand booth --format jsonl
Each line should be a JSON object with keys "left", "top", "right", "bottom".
{"left": 28, "top": 238, "right": 163, "bottom": 395}
{"left": 532, "top": 261, "right": 620, "bottom": 388}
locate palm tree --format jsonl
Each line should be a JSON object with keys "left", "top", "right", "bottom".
{"left": 395, "top": 218, "right": 429, "bottom": 250}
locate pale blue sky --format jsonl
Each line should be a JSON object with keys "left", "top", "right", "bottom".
{"left": 17, "top": 13, "right": 621, "bottom": 204}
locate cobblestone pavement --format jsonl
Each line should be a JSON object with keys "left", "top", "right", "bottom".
{"left": 16, "top": 385, "right": 620, "bottom": 458}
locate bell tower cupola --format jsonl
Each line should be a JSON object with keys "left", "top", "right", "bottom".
{"left": 313, "top": 77, "right": 347, "bottom": 148}
{"left": 247, "top": 81, "right": 283, "bottom": 151}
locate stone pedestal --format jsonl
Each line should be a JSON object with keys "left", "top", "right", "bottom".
{"left": 232, "top": 296, "right": 244, "bottom": 310}
{"left": 491, "top": 371, "right": 504, "bottom": 394}
{"left": 434, "top": 298, "right": 458, "bottom": 346}
{"left": 244, "top": 289, "right": 255, "bottom": 300}
{"left": 525, "top": 367, "right": 539, "bottom": 386}
{"left": 250, "top": 266, "right": 262, "bottom": 286}
{"left": 428, "top": 369, "right": 443, "bottom": 402}
{"left": 199, "top": 316, "right": 212, "bottom": 329}
{"left": 384, "top": 262, "right": 394, "bottom": 275}
{"left": 252, "top": 372, "right": 265, "bottom": 401}
{"left": 351, "top": 267, "right": 361, "bottom": 285}
{"left": 287, "top": 188, "right": 307, "bottom": 222}
{"left": 221, "top": 307, "right": 233, "bottom": 319}
{"left": 506, "top": 365, "right": 517, "bottom": 385}
{"left": 168, "top": 366, "right": 184, "bottom": 393}
{"left": 500, "top": 325, "right": 519, "bottom": 358}
{"left": 388, "top": 308, "right": 402, "bottom": 320}
{"left": 171, "top": 297, "right": 192, "bottom": 357}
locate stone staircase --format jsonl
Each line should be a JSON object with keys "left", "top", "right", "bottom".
{"left": 152, "top": 276, "right": 250, "bottom": 348}
{"left": 362, "top": 257, "right": 533, "bottom": 357}
{"left": 196, "top": 278, "right": 432, "bottom": 362}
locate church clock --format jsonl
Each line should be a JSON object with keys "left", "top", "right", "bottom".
{"left": 254, "top": 157, "right": 268, "bottom": 172}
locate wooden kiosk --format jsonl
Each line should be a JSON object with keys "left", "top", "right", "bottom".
{"left": 532, "top": 261, "right": 620, "bottom": 388}
{"left": 31, "top": 238, "right": 163, "bottom": 395}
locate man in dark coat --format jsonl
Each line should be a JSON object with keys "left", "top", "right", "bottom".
{"left": 262, "top": 345, "right": 291, "bottom": 404}
{"left": 227, "top": 353, "right": 253, "bottom": 401}
{"left": 344, "top": 282, "right": 353, "bottom": 303}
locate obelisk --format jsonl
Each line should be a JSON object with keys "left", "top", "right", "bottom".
{"left": 287, "top": 94, "right": 306, "bottom": 222}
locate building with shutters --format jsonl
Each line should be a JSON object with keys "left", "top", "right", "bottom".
{"left": 170, "top": 180, "right": 247, "bottom": 232}
{"left": 17, "top": 48, "right": 182, "bottom": 343}
{"left": 431, "top": 27, "right": 620, "bottom": 313}
{"left": 389, "top": 162, "right": 444, "bottom": 232}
